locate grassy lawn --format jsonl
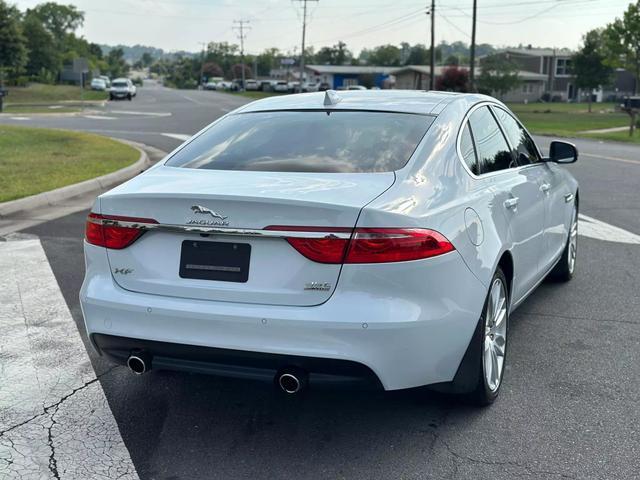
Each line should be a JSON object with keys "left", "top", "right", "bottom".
{"left": 4, "top": 83, "right": 107, "bottom": 104}
{"left": 507, "top": 102, "right": 638, "bottom": 143}
{"left": 2, "top": 105, "right": 82, "bottom": 114}
{"left": 0, "top": 125, "right": 139, "bottom": 203}
{"left": 222, "top": 90, "right": 283, "bottom": 100}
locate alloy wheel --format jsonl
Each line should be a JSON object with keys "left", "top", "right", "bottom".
{"left": 483, "top": 278, "right": 508, "bottom": 392}
{"left": 568, "top": 208, "right": 578, "bottom": 274}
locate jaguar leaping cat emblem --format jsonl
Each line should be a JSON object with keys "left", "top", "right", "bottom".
{"left": 190, "top": 205, "right": 228, "bottom": 221}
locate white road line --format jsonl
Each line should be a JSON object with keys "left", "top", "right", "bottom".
{"left": 582, "top": 152, "right": 639, "bottom": 166}
{"left": 162, "top": 133, "right": 192, "bottom": 141}
{"left": 9, "top": 117, "right": 30, "bottom": 121}
{"left": 0, "top": 239, "right": 138, "bottom": 479}
{"left": 83, "top": 115, "right": 117, "bottom": 120}
{"left": 112, "top": 110, "right": 171, "bottom": 117}
{"left": 579, "top": 214, "right": 640, "bottom": 245}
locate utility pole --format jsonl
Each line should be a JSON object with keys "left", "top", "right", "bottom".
{"left": 469, "top": 0, "right": 477, "bottom": 92}
{"left": 294, "top": 0, "right": 318, "bottom": 91}
{"left": 429, "top": 0, "right": 435, "bottom": 90}
{"left": 198, "top": 42, "right": 207, "bottom": 89}
{"left": 233, "top": 20, "right": 250, "bottom": 90}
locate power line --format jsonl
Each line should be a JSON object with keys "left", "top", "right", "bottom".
{"left": 233, "top": 20, "right": 251, "bottom": 89}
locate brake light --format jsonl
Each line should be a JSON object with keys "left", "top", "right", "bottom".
{"left": 266, "top": 226, "right": 454, "bottom": 264}
{"left": 345, "top": 228, "right": 454, "bottom": 263}
{"left": 265, "top": 226, "right": 352, "bottom": 264}
{"left": 85, "top": 213, "right": 157, "bottom": 249}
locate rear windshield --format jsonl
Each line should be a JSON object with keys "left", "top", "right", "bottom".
{"left": 165, "top": 111, "right": 434, "bottom": 173}
{"left": 112, "top": 81, "right": 127, "bottom": 87}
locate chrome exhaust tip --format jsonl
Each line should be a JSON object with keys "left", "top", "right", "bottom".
{"left": 127, "top": 351, "right": 151, "bottom": 375}
{"left": 276, "top": 368, "right": 308, "bottom": 394}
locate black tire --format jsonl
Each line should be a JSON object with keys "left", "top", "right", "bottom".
{"left": 109, "top": 95, "right": 114, "bottom": 101}
{"left": 127, "top": 94, "right": 132, "bottom": 101}
{"left": 470, "top": 268, "right": 509, "bottom": 405}
{"left": 550, "top": 203, "right": 578, "bottom": 282}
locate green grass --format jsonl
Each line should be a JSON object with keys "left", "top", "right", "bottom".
{"left": 507, "top": 102, "right": 638, "bottom": 143}
{"left": 3, "top": 83, "right": 107, "bottom": 105}
{"left": 0, "top": 125, "right": 139, "bottom": 203}
{"left": 224, "top": 90, "right": 282, "bottom": 99}
{"left": 2, "top": 105, "right": 81, "bottom": 114}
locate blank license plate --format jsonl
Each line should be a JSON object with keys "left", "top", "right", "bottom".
{"left": 179, "top": 240, "right": 250, "bottom": 283}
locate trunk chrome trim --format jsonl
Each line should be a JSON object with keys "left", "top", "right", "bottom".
{"left": 88, "top": 217, "right": 353, "bottom": 240}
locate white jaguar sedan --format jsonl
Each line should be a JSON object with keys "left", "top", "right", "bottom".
{"left": 80, "top": 90, "right": 579, "bottom": 405}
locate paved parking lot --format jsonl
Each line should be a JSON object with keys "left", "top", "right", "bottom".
{"left": 1, "top": 82, "right": 639, "bottom": 479}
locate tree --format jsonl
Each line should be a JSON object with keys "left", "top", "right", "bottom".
{"left": 572, "top": 29, "right": 613, "bottom": 112}
{"left": 366, "top": 44, "right": 402, "bottom": 66}
{"left": 477, "top": 54, "right": 520, "bottom": 99}
{"left": 603, "top": 1, "right": 640, "bottom": 95}
{"left": 0, "top": 0, "right": 27, "bottom": 85}
{"left": 230, "top": 63, "right": 252, "bottom": 80}
{"left": 26, "top": 2, "right": 83, "bottom": 44}
{"left": 106, "top": 48, "right": 129, "bottom": 78}
{"left": 202, "top": 62, "right": 223, "bottom": 79}
{"left": 22, "top": 13, "right": 59, "bottom": 79}
{"left": 315, "top": 42, "right": 352, "bottom": 65}
{"left": 444, "top": 55, "right": 460, "bottom": 66}
{"left": 436, "top": 66, "right": 469, "bottom": 92}
{"left": 140, "top": 52, "right": 154, "bottom": 68}
{"left": 405, "top": 44, "right": 430, "bottom": 65}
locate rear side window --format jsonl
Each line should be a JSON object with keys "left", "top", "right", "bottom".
{"left": 492, "top": 107, "right": 541, "bottom": 166}
{"left": 468, "top": 106, "right": 515, "bottom": 174}
{"left": 165, "top": 111, "right": 434, "bottom": 173}
{"left": 460, "top": 122, "right": 479, "bottom": 175}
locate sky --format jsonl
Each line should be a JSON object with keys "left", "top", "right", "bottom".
{"left": 11, "top": 0, "right": 635, "bottom": 55}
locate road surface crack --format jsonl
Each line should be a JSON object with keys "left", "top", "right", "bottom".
{"left": 0, "top": 366, "right": 118, "bottom": 438}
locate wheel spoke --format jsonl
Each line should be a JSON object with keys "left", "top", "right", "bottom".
{"left": 490, "top": 346, "right": 499, "bottom": 388}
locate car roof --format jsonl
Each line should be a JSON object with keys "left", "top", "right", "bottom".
{"left": 112, "top": 78, "right": 129, "bottom": 82}
{"left": 238, "top": 90, "right": 495, "bottom": 115}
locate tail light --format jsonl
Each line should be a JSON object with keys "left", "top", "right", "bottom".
{"left": 266, "top": 226, "right": 454, "bottom": 264}
{"left": 85, "top": 213, "right": 157, "bottom": 249}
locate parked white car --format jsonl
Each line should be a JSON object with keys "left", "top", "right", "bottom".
{"left": 245, "top": 79, "right": 259, "bottom": 91}
{"left": 109, "top": 78, "right": 136, "bottom": 101}
{"left": 274, "top": 81, "right": 289, "bottom": 93}
{"left": 303, "top": 82, "right": 319, "bottom": 92}
{"left": 90, "top": 78, "right": 107, "bottom": 91}
{"left": 81, "top": 91, "right": 579, "bottom": 405}
{"left": 99, "top": 75, "right": 111, "bottom": 88}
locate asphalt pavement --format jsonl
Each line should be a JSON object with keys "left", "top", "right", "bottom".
{"left": 1, "top": 81, "right": 639, "bottom": 479}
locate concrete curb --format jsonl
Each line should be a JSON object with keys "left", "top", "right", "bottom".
{"left": 0, "top": 139, "right": 150, "bottom": 217}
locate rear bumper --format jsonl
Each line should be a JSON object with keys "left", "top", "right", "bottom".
{"left": 80, "top": 242, "right": 487, "bottom": 390}
{"left": 93, "top": 333, "right": 381, "bottom": 388}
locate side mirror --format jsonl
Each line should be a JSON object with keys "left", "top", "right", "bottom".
{"left": 547, "top": 141, "right": 578, "bottom": 164}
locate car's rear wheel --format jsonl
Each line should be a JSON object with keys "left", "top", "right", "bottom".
{"left": 550, "top": 203, "right": 578, "bottom": 282}
{"left": 469, "top": 268, "right": 509, "bottom": 406}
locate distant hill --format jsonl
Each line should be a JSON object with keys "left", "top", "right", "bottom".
{"left": 99, "top": 44, "right": 197, "bottom": 63}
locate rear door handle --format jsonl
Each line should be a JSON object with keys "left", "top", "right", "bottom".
{"left": 504, "top": 197, "right": 519, "bottom": 210}
{"left": 540, "top": 183, "right": 551, "bottom": 193}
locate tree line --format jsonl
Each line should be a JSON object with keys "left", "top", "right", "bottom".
{"left": 0, "top": 0, "right": 130, "bottom": 86}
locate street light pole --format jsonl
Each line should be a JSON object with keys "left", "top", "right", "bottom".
{"left": 233, "top": 20, "right": 250, "bottom": 91}
{"left": 429, "top": 0, "right": 435, "bottom": 90}
{"left": 469, "top": 0, "right": 477, "bottom": 91}
{"left": 198, "top": 42, "right": 206, "bottom": 89}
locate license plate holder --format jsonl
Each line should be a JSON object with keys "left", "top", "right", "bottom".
{"left": 179, "top": 240, "right": 250, "bottom": 283}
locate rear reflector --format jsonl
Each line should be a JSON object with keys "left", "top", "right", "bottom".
{"left": 266, "top": 226, "right": 454, "bottom": 264}
{"left": 85, "top": 213, "right": 158, "bottom": 249}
